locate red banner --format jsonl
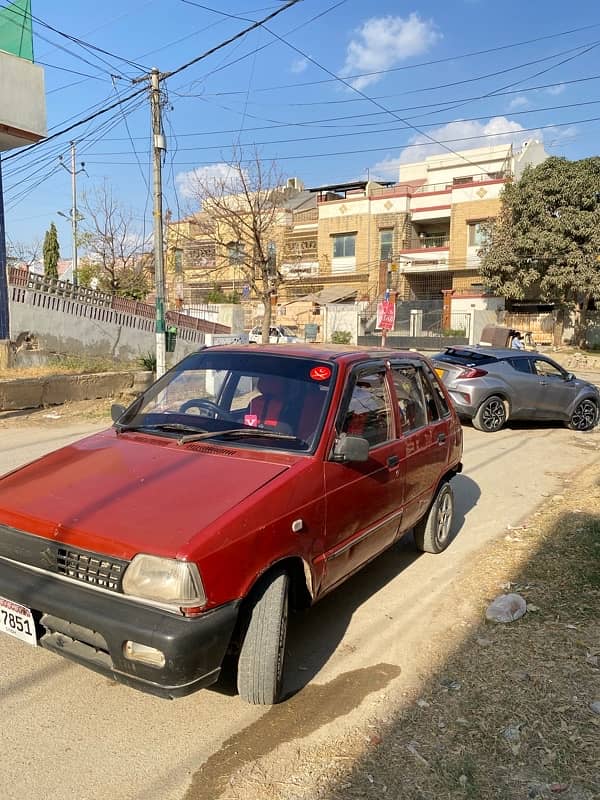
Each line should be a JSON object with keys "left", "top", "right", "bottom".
{"left": 376, "top": 300, "right": 396, "bottom": 331}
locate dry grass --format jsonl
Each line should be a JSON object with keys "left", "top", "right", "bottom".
{"left": 0, "top": 355, "right": 138, "bottom": 381}
{"left": 218, "top": 468, "right": 600, "bottom": 800}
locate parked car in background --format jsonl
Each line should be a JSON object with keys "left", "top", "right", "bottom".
{"left": 0, "top": 345, "right": 462, "bottom": 706}
{"left": 431, "top": 346, "right": 600, "bottom": 433}
{"left": 248, "top": 325, "right": 302, "bottom": 344}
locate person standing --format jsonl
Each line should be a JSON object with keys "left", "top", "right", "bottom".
{"left": 511, "top": 332, "right": 525, "bottom": 350}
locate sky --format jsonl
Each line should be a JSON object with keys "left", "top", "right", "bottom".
{"left": 2, "top": 0, "right": 600, "bottom": 257}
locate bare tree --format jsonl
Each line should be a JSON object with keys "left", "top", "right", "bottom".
{"left": 80, "top": 181, "right": 150, "bottom": 299}
{"left": 186, "top": 151, "right": 291, "bottom": 342}
{"left": 6, "top": 237, "right": 42, "bottom": 269}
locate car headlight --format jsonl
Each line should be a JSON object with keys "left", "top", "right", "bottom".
{"left": 122, "top": 555, "right": 206, "bottom": 609}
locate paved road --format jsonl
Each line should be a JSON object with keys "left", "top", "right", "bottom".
{"left": 0, "top": 419, "right": 598, "bottom": 800}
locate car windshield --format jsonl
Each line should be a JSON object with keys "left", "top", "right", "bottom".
{"left": 118, "top": 351, "right": 335, "bottom": 452}
{"left": 278, "top": 326, "right": 296, "bottom": 337}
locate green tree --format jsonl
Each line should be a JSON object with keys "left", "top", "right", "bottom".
{"left": 42, "top": 222, "right": 60, "bottom": 279}
{"left": 479, "top": 156, "right": 600, "bottom": 347}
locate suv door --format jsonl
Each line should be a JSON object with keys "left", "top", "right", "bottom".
{"left": 321, "top": 364, "right": 402, "bottom": 593}
{"left": 530, "top": 356, "right": 579, "bottom": 418}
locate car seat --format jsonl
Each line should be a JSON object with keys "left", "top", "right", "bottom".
{"left": 249, "top": 375, "right": 286, "bottom": 428}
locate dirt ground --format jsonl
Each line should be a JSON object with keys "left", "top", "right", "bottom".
{"left": 198, "top": 466, "right": 600, "bottom": 800}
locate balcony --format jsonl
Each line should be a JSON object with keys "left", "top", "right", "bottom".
{"left": 402, "top": 234, "right": 450, "bottom": 251}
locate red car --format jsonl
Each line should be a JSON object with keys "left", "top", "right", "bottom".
{"left": 0, "top": 345, "right": 462, "bottom": 704}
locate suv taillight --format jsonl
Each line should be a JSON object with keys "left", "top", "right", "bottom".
{"left": 456, "top": 367, "right": 488, "bottom": 379}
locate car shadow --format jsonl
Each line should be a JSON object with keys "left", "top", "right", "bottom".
{"left": 212, "top": 473, "right": 480, "bottom": 700}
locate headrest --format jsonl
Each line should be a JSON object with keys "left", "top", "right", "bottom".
{"left": 257, "top": 375, "right": 285, "bottom": 395}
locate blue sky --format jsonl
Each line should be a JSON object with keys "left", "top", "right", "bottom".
{"left": 3, "top": 0, "right": 600, "bottom": 255}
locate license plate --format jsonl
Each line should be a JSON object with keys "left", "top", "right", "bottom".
{"left": 0, "top": 595, "right": 37, "bottom": 646}
{"left": 434, "top": 367, "right": 445, "bottom": 379}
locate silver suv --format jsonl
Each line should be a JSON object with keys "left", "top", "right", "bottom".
{"left": 431, "top": 347, "right": 600, "bottom": 433}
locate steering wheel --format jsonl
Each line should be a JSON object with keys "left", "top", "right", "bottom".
{"left": 179, "top": 399, "right": 236, "bottom": 421}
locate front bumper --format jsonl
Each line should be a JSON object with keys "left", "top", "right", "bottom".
{"left": 0, "top": 555, "right": 239, "bottom": 699}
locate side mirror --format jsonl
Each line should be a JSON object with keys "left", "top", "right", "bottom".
{"left": 565, "top": 372, "right": 575, "bottom": 382}
{"left": 332, "top": 434, "right": 370, "bottom": 463}
{"left": 111, "top": 403, "right": 126, "bottom": 423}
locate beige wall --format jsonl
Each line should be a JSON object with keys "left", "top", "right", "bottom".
{"left": 449, "top": 198, "right": 501, "bottom": 270}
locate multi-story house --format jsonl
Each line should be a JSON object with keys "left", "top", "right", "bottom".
{"left": 166, "top": 142, "right": 547, "bottom": 332}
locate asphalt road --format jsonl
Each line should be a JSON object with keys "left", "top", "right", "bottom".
{"left": 0, "top": 418, "right": 598, "bottom": 800}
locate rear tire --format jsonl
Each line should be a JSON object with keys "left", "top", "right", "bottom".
{"left": 237, "top": 570, "right": 289, "bottom": 705}
{"left": 414, "top": 481, "right": 454, "bottom": 554}
{"left": 473, "top": 395, "right": 507, "bottom": 432}
{"left": 567, "top": 398, "right": 599, "bottom": 431}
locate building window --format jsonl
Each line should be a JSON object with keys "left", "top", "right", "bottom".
{"left": 227, "top": 241, "right": 245, "bottom": 264}
{"left": 468, "top": 222, "right": 490, "bottom": 247}
{"left": 332, "top": 233, "right": 356, "bottom": 258}
{"left": 379, "top": 229, "right": 394, "bottom": 261}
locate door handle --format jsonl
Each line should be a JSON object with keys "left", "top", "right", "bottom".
{"left": 437, "top": 433, "right": 446, "bottom": 444}
{"left": 387, "top": 455, "right": 400, "bottom": 467}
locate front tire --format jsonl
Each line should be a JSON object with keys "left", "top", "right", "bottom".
{"left": 567, "top": 398, "right": 599, "bottom": 431}
{"left": 237, "top": 570, "right": 289, "bottom": 705}
{"left": 473, "top": 395, "right": 507, "bottom": 432}
{"left": 414, "top": 481, "right": 455, "bottom": 554}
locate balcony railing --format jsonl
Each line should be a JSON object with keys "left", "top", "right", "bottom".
{"left": 406, "top": 234, "right": 449, "bottom": 249}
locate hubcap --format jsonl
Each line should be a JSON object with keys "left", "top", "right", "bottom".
{"left": 481, "top": 399, "right": 505, "bottom": 431}
{"left": 571, "top": 400, "right": 598, "bottom": 431}
{"left": 436, "top": 490, "right": 453, "bottom": 545}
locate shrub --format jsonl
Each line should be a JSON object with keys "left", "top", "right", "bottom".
{"left": 138, "top": 352, "right": 156, "bottom": 372}
{"left": 331, "top": 330, "right": 352, "bottom": 344}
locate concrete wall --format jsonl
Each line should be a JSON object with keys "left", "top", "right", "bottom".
{"left": 322, "top": 304, "right": 359, "bottom": 344}
{"left": 10, "top": 288, "right": 204, "bottom": 363}
{"left": 0, "top": 52, "right": 46, "bottom": 149}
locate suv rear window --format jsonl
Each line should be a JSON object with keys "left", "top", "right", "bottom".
{"left": 433, "top": 348, "right": 497, "bottom": 367}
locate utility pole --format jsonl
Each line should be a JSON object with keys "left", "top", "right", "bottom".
{"left": 58, "top": 142, "right": 85, "bottom": 288}
{"left": 0, "top": 155, "right": 10, "bottom": 369}
{"left": 150, "top": 67, "right": 167, "bottom": 378}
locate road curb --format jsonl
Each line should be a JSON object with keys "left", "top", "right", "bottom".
{"left": 0, "top": 371, "right": 154, "bottom": 412}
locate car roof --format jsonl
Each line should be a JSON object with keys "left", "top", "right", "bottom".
{"left": 200, "top": 342, "right": 427, "bottom": 365}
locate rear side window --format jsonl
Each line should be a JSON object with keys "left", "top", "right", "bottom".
{"left": 506, "top": 357, "right": 533, "bottom": 374}
{"left": 423, "top": 364, "right": 451, "bottom": 417}
{"left": 391, "top": 366, "right": 428, "bottom": 433}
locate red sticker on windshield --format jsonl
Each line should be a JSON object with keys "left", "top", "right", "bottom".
{"left": 310, "top": 366, "right": 331, "bottom": 381}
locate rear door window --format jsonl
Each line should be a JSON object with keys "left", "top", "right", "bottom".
{"left": 341, "top": 370, "right": 394, "bottom": 447}
{"left": 422, "top": 364, "right": 451, "bottom": 417}
{"left": 507, "top": 357, "right": 533, "bottom": 374}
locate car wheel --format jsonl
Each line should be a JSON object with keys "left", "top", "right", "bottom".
{"left": 567, "top": 398, "right": 599, "bottom": 431}
{"left": 237, "top": 570, "right": 289, "bottom": 705}
{"left": 414, "top": 481, "right": 454, "bottom": 554}
{"left": 473, "top": 395, "right": 507, "bottom": 432}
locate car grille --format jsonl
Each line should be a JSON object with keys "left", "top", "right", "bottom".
{"left": 56, "top": 547, "right": 126, "bottom": 592}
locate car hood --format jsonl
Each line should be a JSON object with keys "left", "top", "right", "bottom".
{"left": 0, "top": 430, "right": 289, "bottom": 559}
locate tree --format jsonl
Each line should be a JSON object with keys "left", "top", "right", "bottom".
{"left": 80, "top": 181, "right": 150, "bottom": 300}
{"left": 42, "top": 222, "right": 60, "bottom": 279}
{"left": 185, "top": 151, "right": 290, "bottom": 343}
{"left": 479, "top": 156, "right": 600, "bottom": 346}
{"left": 6, "top": 237, "right": 41, "bottom": 269}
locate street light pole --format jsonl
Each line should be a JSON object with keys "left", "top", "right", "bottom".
{"left": 59, "top": 142, "right": 85, "bottom": 288}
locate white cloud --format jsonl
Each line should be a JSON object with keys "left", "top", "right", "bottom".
{"left": 291, "top": 57, "right": 308, "bottom": 74}
{"left": 341, "top": 13, "right": 441, "bottom": 91}
{"left": 508, "top": 95, "right": 529, "bottom": 111}
{"left": 546, "top": 82, "right": 566, "bottom": 96}
{"left": 175, "top": 163, "right": 242, "bottom": 199}
{"left": 370, "top": 116, "right": 538, "bottom": 179}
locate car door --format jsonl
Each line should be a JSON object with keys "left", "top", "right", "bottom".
{"left": 321, "top": 363, "right": 403, "bottom": 593}
{"left": 390, "top": 362, "right": 447, "bottom": 531}
{"left": 530, "top": 356, "right": 580, "bottom": 418}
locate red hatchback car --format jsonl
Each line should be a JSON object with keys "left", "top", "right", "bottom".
{"left": 0, "top": 345, "right": 462, "bottom": 704}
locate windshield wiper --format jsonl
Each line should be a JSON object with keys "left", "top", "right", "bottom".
{"left": 117, "top": 422, "right": 208, "bottom": 435}
{"left": 178, "top": 428, "right": 297, "bottom": 445}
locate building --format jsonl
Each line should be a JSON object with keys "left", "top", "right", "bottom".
{"left": 166, "top": 142, "right": 547, "bottom": 333}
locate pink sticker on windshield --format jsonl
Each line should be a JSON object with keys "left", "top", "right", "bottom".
{"left": 244, "top": 414, "right": 259, "bottom": 427}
